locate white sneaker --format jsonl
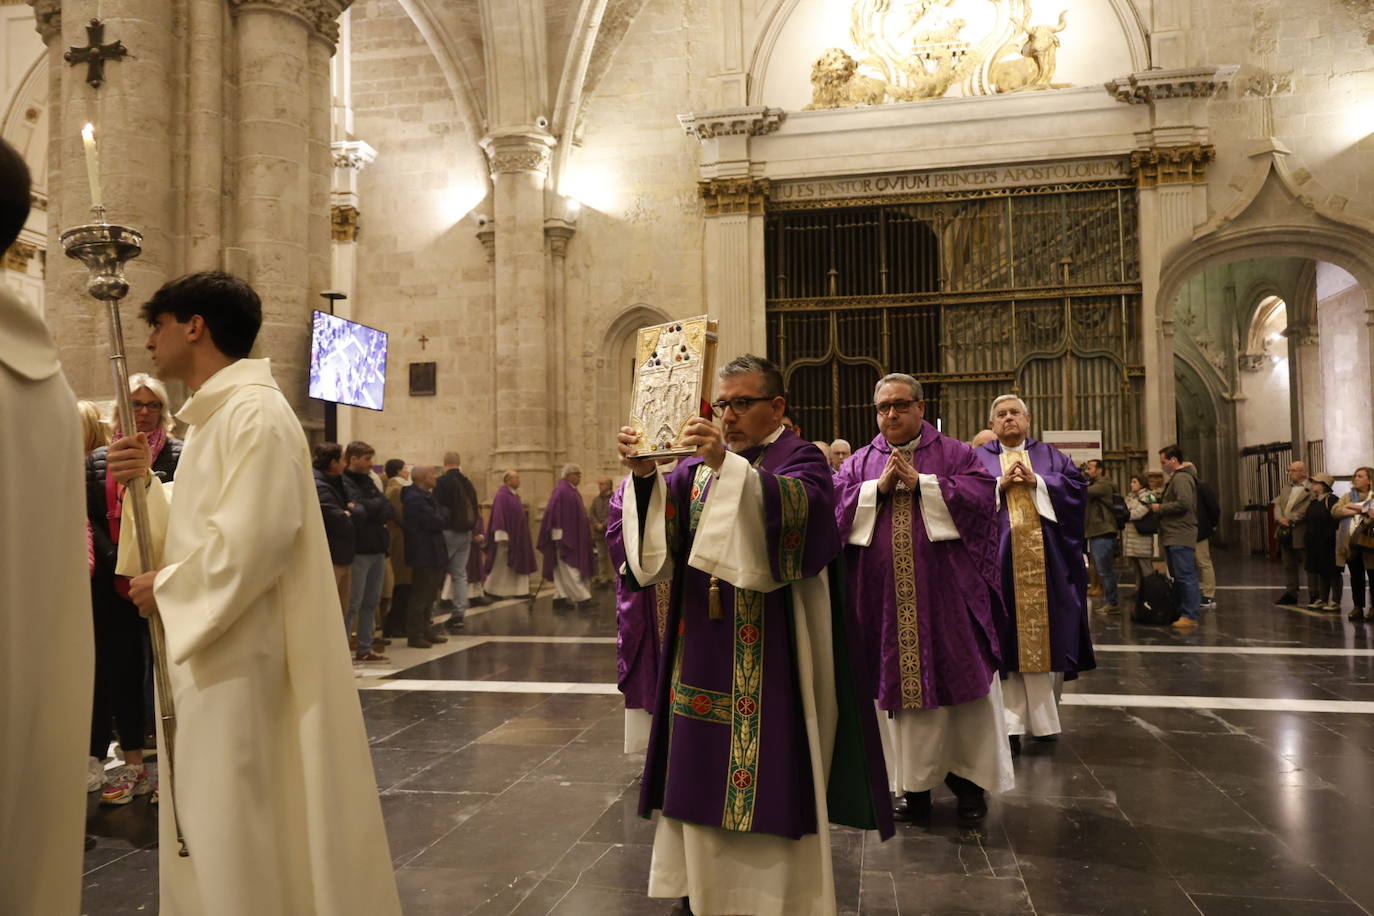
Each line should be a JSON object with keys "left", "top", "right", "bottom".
{"left": 100, "top": 764, "right": 151, "bottom": 805}
{"left": 87, "top": 757, "right": 105, "bottom": 793}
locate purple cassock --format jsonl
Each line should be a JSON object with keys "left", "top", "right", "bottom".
{"left": 606, "top": 477, "right": 667, "bottom": 710}
{"left": 466, "top": 512, "right": 485, "bottom": 586}
{"left": 483, "top": 484, "right": 537, "bottom": 577}
{"left": 834, "top": 423, "right": 1003, "bottom": 710}
{"left": 619, "top": 429, "right": 894, "bottom": 841}
{"left": 974, "top": 438, "right": 1095, "bottom": 679}
{"left": 536, "top": 479, "right": 596, "bottom": 580}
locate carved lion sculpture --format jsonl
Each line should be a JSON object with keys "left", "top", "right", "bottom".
{"left": 805, "top": 47, "right": 889, "bottom": 110}
{"left": 989, "top": 11, "right": 1068, "bottom": 94}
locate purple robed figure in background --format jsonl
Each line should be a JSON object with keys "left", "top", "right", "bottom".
{"left": 976, "top": 435, "right": 1094, "bottom": 739}
{"left": 834, "top": 420, "right": 1014, "bottom": 814}
{"left": 618, "top": 425, "right": 892, "bottom": 914}
{"left": 483, "top": 483, "right": 537, "bottom": 597}
{"left": 606, "top": 476, "right": 669, "bottom": 752}
{"left": 536, "top": 476, "right": 596, "bottom": 603}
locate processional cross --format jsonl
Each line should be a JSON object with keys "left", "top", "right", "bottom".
{"left": 64, "top": 19, "right": 129, "bottom": 90}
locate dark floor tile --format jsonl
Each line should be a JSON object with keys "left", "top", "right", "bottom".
{"left": 400, "top": 642, "right": 618, "bottom": 682}
{"left": 888, "top": 871, "right": 1033, "bottom": 915}
{"left": 582, "top": 786, "right": 658, "bottom": 846}
{"left": 475, "top": 722, "right": 588, "bottom": 745}
{"left": 1189, "top": 893, "right": 1367, "bottom": 915}
{"left": 1017, "top": 857, "right": 1199, "bottom": 915}
{"left": 395, "top": 742, "right": 558, "bottom": 794}
{"left": 1133, "top": 824, "right": 1345, "bottom": 901}
{"left": 380, "top": 790, "right": 493, "bottom": 866}
{"left": 527, "top": 739, "right": 646, "bottom": 784}
{"left": 80, "top": 849, "right": 159, "bottom": 915}
{"left": 392, "top": 865, "right": 542, "bottom": 916}
{"left": 568, "top": 841, "right": 655, "bottom": 892}
{"left": 369, "top": 747, "right": 454, "bottom": 792}
{"left": 547, "top": 884, "right": 675, "bottom": 915}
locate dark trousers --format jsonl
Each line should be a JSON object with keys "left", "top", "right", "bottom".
{"left": 1315, "top": 571, "right": 1344, "bottom": 605}
{"left": 1350, "top": 549, "right": 1370, "bottom": 609}
{"left": 90, "top": 590, "right": 149, "bottom": 758}
{"left": 385, "top": 583, "right": 412, "bottom": 636}
{"left": 409, "top": 566, "right": 444, "bottom": 637}
{"left": 1282, "top": 542, "right": 1313, "bottom": 599}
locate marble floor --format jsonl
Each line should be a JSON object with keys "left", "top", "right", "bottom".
{"left": 82, "top": 549, "right": 1374, "bottom": 915}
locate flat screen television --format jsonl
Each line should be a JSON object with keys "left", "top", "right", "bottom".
{"left": 308, "top": 310, "right": 388, "bottom": 411}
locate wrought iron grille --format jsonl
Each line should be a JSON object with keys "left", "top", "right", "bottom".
{"left": 765, "top": 185, "right": 1144, "bottom": 469}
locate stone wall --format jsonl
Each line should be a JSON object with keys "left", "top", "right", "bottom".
{"left": 1317, "top": 262, "right": 1373, "bottom": 473}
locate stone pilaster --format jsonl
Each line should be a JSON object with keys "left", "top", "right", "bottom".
{"left": 546, "top": 218, "right": 575, "bottom": 466}
{"left": 698, "top": 177, "right": 768, "bottom": 364}
{"left": 482, "top": 129, "right": 555, "bottom": 496}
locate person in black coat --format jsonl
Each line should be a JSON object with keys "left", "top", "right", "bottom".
{"left": 403, "top": 466, "right": 451, "bottom": 648}
{"left": 1305, "top": 474, "right": 1342, "bottom": 612}
{"left": 312, "top": 443, "right": 358, "bottom": 615}
{"left": 85, "top": 375, "right": 182, "bottom": 804}
{"left": 341, "top": 441, "right": 394, "bottom": 661}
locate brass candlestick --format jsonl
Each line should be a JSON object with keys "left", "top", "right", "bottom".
{"left": 61, "top": 209, "right": 190, "bottom": 858}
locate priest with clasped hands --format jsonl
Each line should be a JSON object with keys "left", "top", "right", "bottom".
{"left": 834, "top": 373, "right": 1012, "bottom": 824}
{"left": 613, "top": 353, "right": 891, "bottom": 916}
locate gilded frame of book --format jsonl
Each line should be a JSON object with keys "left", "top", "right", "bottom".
{"left": 627, "top": 315, "right": 719, "bottom": 459}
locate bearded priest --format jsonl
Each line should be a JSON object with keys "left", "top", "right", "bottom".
{"left": 975, "top": 394, "right": 1095, "bottom": 749}
{"left": 537, "top": 463, "right": 596, "bottom": 607}
{"left": 108, "top": 272, "right": 400, "bottom": 915}
{"left": 615, "top": 353, "right": 892, "bottom": 916}
{"left": 834, "top": 373, "right": 1012, "bottom": 823}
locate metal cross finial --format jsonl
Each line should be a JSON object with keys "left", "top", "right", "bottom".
{"left": 418, "top": 334, "right": 430, "bottom": 351}
{"left": 65, "top": 19, "right": 129, "bottom": 90}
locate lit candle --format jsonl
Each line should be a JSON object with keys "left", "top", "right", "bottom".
{"left": 81, "top": 122, "right": 102, "bottom": 209}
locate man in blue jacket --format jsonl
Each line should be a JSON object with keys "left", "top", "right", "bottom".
{"left": 341, "top": 440, "right": 396, "bottom": 661}
{"left": 403, "top": 466, "right": 451, "bottom": 648}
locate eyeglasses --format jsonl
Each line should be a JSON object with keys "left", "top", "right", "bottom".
{"left": 710, "top": 396, "right": 773, "bottom": 417}
{"left": 874, "top": 400, "right": 915, "bottom": 416}
{"left": 131, "top": 400, "right": 163, "bottom": 412}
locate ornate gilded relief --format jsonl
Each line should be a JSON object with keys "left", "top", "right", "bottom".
{"left": 628, "top": 316, "right": 720, "bottom": 458}
{"left": 806, "top": 0, "right": 1069, "bottom": 110}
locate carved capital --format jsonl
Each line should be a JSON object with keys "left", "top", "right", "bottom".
{"left": 545, "top": 222, "right": 574, "bottom": 258}
{"left": 480, "top": 131, "right": 554, "bottom": 177}
{"left": 1283, "top": 323, "right": 1318, "bottom": 346}
{"left": 331, "top": 139, "right": 377, "bottom": 171}
{"left": 1237, "top": 352, "right": 1268, "bottom": 372}
{"left": 27, "top": 0, "right": 61, "bottom": 44}
{"left": 476, "top": 226, "right": 495, "bottom": 263}
{"left": 699, "top": 178, "right": 770, "bottom": 217}
{"left": 678, "top": 107, "right": 784, "bottom": 141}
{"left": 3, "top": 240, "right": 38, "bottom": 272}
{"left": 330, "top": 204, "right": 359, "bottom": 242}
{"left": 1130, "top": 145, "right": 1216, "bottom": 188}
{"left": 1105, "top": 66, "right": 1237, "bottom": 104}
{"left": 228, "top": 0, "right": 352, "bottom": 47}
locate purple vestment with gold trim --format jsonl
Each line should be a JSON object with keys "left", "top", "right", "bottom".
{"left": 608, "top": 477, "right": 667, "bottom": 710}
{"left": 835, "top": 422, "right": 1003, "bottom": 710}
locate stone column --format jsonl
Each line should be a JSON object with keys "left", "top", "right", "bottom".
{"left": 229, "top": 0, "right": 347, "bottom": 415}
{"left": 483, "top": 129, "right": 555, "bottom": 497}
{"left": 329, "top": 139, "right": 376, "bottom": 445}
{"left": 35, "top": 0, "right": 177, "bottom": 396}
{"left": 679, "top": 107, "right": 782, "bottom": 364}
{"left": 1284, "top": 322, "right": 1320, "bottom": 463}
{"left": 545, "top": 216, "right": 575, "bottom": 466}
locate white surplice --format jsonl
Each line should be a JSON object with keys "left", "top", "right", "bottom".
{"left": 0, "top": 288, "right": 93, "bottom": 916}
{"left": 622, "top": 428, "right": 841, "bottom": 916}
{"left": 118, "top": 358, "right": 400, "bottom": 916}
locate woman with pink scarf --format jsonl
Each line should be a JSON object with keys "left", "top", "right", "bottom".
{"left": 85, "top": 373, "right": 183, "bottom": 805}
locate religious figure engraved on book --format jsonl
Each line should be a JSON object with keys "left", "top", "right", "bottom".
{"left": 626, "top": 316, "right": 719, "bottom": 459}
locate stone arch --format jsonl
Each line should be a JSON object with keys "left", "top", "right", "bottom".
{"left": 594, "top": 303, "right": 670, "bottom": 475}
{"left": 1173, "top": 347, "right": 1239, "bottom": 544}
{"left": 1, "top": 50, "right": 47, "bottom": 181}
{"left": 745, "top": 0, "right": 1151, "bottom": 107}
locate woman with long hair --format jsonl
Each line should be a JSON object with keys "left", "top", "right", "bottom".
{"left": 1333, "top": 466, "right": 1374, "bottom": 621}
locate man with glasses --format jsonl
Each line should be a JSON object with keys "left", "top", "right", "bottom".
{"left": 614, "top": 353, "right": 891, "bottom": 916}
{"left": 835, "top": 374, "right": 1011, "bottom": 823}
{"left": 975, "top": 395, "right": 1095, "bottom": 750}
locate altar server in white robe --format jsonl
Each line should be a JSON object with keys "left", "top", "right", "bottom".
{"left": 0, "top": 139, "right": 94, "bottom": 916}
{"left": 109, "top": 271, "right": 401, "bottom": 916}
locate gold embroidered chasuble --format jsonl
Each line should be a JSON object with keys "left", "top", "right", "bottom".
{"left": 999, "top": 449, "right": 1053, "bottom": 673}
{"left": 888, "top": 445, "right": 924, "bottom": 709}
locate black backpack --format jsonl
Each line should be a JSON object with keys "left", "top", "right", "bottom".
{"left": 1133, "top": 572, "right": 1180, "bottom": 625}
{"left": 1111, "top": 494, "right": 1130, "bottom": 530}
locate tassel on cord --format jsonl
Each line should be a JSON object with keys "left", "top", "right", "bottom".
{"left": 708, "top": 577, "right": 722, "bottom": 620}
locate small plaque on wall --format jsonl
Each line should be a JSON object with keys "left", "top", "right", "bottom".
{"left": 409, "top": 361, "right": 437, "bottom": 396}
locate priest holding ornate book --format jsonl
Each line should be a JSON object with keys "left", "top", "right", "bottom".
{"left": 614, "top": 352, "right": 891, "bottom": 916}
{"left": 975, "top": 394, "right": 1095, "bottom": 749}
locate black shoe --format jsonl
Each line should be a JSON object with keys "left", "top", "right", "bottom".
{"left": 1350, "top": 607, "right": 1366, "bottom": 621}
{"left": 892, "top": 790, "right": 932, "bottom": 822}
{"left": 445, "top": 619, "right": 466, "bottom": 632}
{"left": 469, "top": 596, "right": 492, "bottom": 607}
{"left": 670, "top": 897, "right": 693, "bottom": 916}
{"left": 1009, "top": 734, "right": 1021, "bottom": 756}
{"left": 437, "top": 599, "right": 456, "bottom": 610}
{"left": 407, "top": 636, "right": 433, "bottom": 648}
{"left": 1276, "top": 592, "right": 1298, "bottom": 605}
{"left": 1033, "top": 733, "right": 1059, "bottom": 743}
{"left": 944, "top": 773, "right": 987, "bottom": 821}
{"left": 424, "top": 628, "right": 449, "bottom": 644}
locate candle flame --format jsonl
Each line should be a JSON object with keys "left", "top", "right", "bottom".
{"left": 82, "top": 122, "right": 94, "bottom": 141}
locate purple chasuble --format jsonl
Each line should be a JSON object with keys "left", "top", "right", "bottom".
{"left": 483, "top": 485, "right": 537, "bottom": 577}
{"left": 466, "top": 512, "right": 485, "bottom": 585}
{"left": 974, "top": 438, "right": 1095, "bottom": 678}
{"left": 835, "top": 422, "right": 1003, "bottom": 710}
{"left": 627, "top": 429, "right": 892, "bottom": 841}
{"left": 607, "top": 477, "right": 667, "bottom": 710}
{"left": 536, "top": 479, "right": 596, "bottom": 580}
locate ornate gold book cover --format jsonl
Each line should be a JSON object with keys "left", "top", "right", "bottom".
{"left": 627, "top": 315, "right": 719, "bottom": 459}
